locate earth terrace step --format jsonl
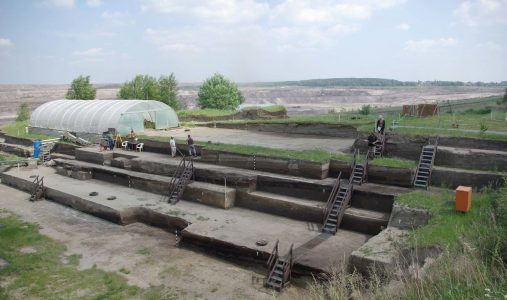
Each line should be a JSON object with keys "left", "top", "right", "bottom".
{"left": 435, "top": 145, "right": 507, "bottom": 172}
{"left": 73, "top": 149, "right": 408, "bottom": 212}
{"left": 54, "top": 158, "right": 236, "bottom": 209}
{"left": 237, "top": 190, "right": 390, "bottom": 235}
{"left": 1, "top": 167, "right": 371, "bottom": 275}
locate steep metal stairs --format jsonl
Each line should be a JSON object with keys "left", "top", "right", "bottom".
{"left": 351, "top": 149, "right": 368, "bottom": 185}
{"left": 168, "top": 156, "right": 194, "bottom": 204}
{"left": 322, "top": 172, "right": 347, "bottom": 234}
{"left": 413, "top": 137, "right": 439, "bottom": 189}
{"left": 265, "top": 240, "right": 294, "bottom": 291}
{"left": 374, "top": 133, "right": 386, "bottom": 158}
{"left": 29, "top": 175, "right": 45, "bottom": 202}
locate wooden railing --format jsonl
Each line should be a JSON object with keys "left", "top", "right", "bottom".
{"left": 266, "top": 240, "right": 279, "bottom": 278}
{"left": 364, "top": 149, "right": 370, "bottom": 183}
{"left": 322, "top": 172, "right": 341, "bottom": 224}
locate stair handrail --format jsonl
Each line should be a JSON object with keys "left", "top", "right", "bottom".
{"left": 350, "top": 149, "right": 358, "bottom": 184}
{"left": 364, "top": 149, "right": 370, "bottom": 183}
{"left": 412, "top": 143, "right": 425, "bottom": 187}
{"left": 168, "top": 156, "right": 189, "bottom": 202}
{"left": 266, "top": 240, "right": 279, "bottom": 278}
{"left": 282, "top": 244, "right": 294, "bottom": 287}
{"left": 380, "top": 133, "right": 386, "bottom": 157}
{"left": 323, "top": 172, "right": 342, "bottom": 224}
{"left": 336, "top": 183, "right": 354, "bottom": 229}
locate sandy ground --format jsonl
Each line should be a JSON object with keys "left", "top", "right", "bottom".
{"left": 145, "top": 127, "right": 355, "bottom": 153}
{"left": 0, "top": 183, "right": 306, "bottom": 299}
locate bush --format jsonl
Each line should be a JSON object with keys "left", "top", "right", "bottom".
{"left": 197, "top": 73, "right": 244, "bottom": 110}
{"left": 480, "top": 121, "right": 489, "bottom": 133}
{"left": 16, "top": 103, "right": 30, "bottom": 122}
{"left": 359, "top": 105, "right": 371, "bottom": 115}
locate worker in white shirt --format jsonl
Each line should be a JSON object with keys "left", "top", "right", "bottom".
{"left": 169, "top": 137, "right": 176, "bottom": 157}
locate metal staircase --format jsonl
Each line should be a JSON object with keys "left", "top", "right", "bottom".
{"left": 168, "top": 156, "right": 194, "bottom": 204}
{"left": 265, "top": 240, "right": 294, "bottom": 291}
{"left": 40, "top": 139, "right": 58, "bottom": 161}
{"left": 351, "top": 149, "right": 368, "bottom": 185}
{"left": 413, "top": 137, "right": 439, "bottom": 189}
{"left": 29, "top": 175, "right": 45, "bottom": 202}
{"left": 374, "top": 133, "right": 386, "bottom": 158}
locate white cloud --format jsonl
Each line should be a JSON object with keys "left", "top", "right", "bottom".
{"left": 86, "top": 0, "right": 102, "bottom": 7}
{"left": 0, "top": 38, "right": 13, "bottom": 47}
{"left": 397, "top": 23, "right": 410, "bottom": 31}
{"left": 453, "top": 0, "right": 507, "bottom": 26}
{"left": 71, "top": 48, "right": 117, "bottom": 64}
{"left": 101, "top": 10, "right": 132, "bottom": 26}
{"left": 141, "top": 0, "right": 270, "bottom": 24}
{"left": 45, "top": 0, "right": 74, "bottom": 8}
{"left": 404, "top": 38, "right": 458, "bottom": 52}
{"left": 73, "top": 48, "right": 104, "bottom": 57}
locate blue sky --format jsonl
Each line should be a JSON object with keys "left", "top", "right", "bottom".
{"left": 0, "top": 0, "right": 506, "bottom": 84}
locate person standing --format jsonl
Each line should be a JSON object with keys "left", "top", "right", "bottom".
{"left": 376, "top": 115, "right": 385, "bottom": 134}
{"left": 187, "top": 135, "right": 196, "bottom": 157}
{"left": 169, "top": 137, "right": 177, "bottom": 157}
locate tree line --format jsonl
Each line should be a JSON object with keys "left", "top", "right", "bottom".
{"left": 65, "top": 73, "right": 244, "bottom": 111}
{"left": 254, "top": 78, "right": 507, "bottom": 87}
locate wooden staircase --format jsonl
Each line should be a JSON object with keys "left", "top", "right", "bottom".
{"left": 168, "top": 156, "right": 194, "bottom": 204}
{"left": 265, "top": 240, "right": 294, "bottom": 291}
{"left": 29, "top": 175, "right": 45, "bottom": 202}
{"left": 413, "top": 137, "right": 439, "bottom": 189}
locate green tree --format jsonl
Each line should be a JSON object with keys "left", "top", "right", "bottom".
{"left": 197, "top": 73, "right": 244, "bottom": 110}
{"left": 118, "top": 75, "right": 160, "bottom": 100}
{"left": 158, "top": 73, "right": 179, "bottom": 110}
{"left": 359, "top": 104, "right": 371, "bottom": 115}
{"left": 16, "top": 103, "right": 30, "bottom": 122}
{"left": 65, "top": 75, "right": 96, "bottom": 99}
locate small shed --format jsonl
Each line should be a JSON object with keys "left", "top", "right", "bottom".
{"left": 29, "top": 99, "right": 178, "bottom": 138}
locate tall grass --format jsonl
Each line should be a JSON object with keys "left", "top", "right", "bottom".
{"left": 302, "top": 185, "right": 507, "bottom": 299}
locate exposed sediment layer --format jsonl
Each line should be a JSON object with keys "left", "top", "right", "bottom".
{"left": 1, "top": 167, "right": 370, "bottom": 274}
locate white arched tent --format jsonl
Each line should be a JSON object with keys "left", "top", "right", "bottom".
{"left": 29, "top": 99, "right": 179, "bottom": 135}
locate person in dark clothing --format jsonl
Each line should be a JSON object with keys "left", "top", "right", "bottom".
{"left": 376, "top": 115, "right": 385, "bottom": 134}
{"left": 367, "top": 131, "right": 379, "bottom": 158}
{"left": 187, "top": 135, "right": 196, "bottom": 157}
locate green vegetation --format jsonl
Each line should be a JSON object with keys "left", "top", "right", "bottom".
{"left": 177, "top": 105, "right": 286, "bottom": 119}
{"left": 306, "top": 186, "right": 507, "bottom": 299}
{"left": 177, "top": 108, "right": 236, "bottom": 118}
{"left": 359, "top": 104, "right": 371, "bottom": 115}
{"left": 65, "top": 75, "right": 96, "bottom": 100}
{"left": 0, "top": 211, "right": 180, "bottom": 299}
{"left": 118, "top": 73, "right": 180, "bottom": 110}
{"left": 0, "top": 154, "right": 21, "bottom": 161}
{"left": 197, "top": 73, "right": 244, "bottom": 110}
{"left": 1, "top": 120, "right": 54, "bottom": 141}
{"left": 15, "top": 103, "right": 30, "bottom": 122}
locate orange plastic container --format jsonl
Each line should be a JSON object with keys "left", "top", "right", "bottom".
{"left": 455, "top": 186, "right": 472, "bottom": 212}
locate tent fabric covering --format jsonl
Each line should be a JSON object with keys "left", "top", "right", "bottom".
{"left": 29, "top": 99, "right": 179, "bottom": 135}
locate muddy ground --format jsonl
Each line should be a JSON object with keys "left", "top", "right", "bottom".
{"left": 0, "top": 183, "right": 307, "bottom": 299}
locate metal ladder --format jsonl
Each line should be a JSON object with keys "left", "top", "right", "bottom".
{"left": 265, "top": 241, "right": 294, "bottom": 291}
{"left": 413, "top": 137, "right": 439, "bottom": 189}
{"left": 168, "top": 156, "right": 194, "bottom": 204}
{"left": 30, "top": 175, "right": 45, "bottom": 201}
{"left": 374, "top": 133, "right": 386, "bottom": 158}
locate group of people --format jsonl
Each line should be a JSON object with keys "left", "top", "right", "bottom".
{"left": 367, "top": 116, "right": 386, "bottom": 158}
{"left": 169, "top": 135, "right": 196, "bottom": 158}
